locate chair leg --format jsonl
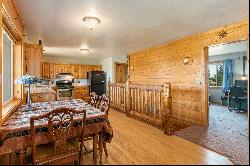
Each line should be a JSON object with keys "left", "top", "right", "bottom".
{"left": 99, "top": 132, "right": 103, "bottom": 165}
{"left": 103, "top": 141, "right": 108, "bottom": 157}
{"left": 93, "top": 134, "right": 98, "bottom": 165}
{"left": 83, "top": 143, "right": 88, "bottom": 152}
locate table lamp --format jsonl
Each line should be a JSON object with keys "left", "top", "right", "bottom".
{"left": 15, "top": 74, "right": 40, "bottom": 111}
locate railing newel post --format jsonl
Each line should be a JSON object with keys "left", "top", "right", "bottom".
{"left": 125, "top": 80, "right": 131, "bottom": 116}
{"left": 161, "top": 82, "right": 173, "bottom": 136}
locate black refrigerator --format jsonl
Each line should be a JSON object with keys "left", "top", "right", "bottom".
{"left": 87, "top": 71, "right": 106, "bottom": 95}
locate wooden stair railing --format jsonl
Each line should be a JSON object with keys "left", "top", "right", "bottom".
{"left": 108, "top": 82, "right": 173, "bottom": 135}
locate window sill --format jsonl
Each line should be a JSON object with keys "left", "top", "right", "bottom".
{"left": 209, "top": 86, "right": 222, "bottom": 89}
{"left": 1, "top": 99, "right": 22, "bottom": 125}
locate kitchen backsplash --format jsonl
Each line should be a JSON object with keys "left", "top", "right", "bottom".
{"left": 73, "top": 79, "right": 88, "bottom": 86}
{"left": 39, "top": 78, "right": 88, "bottom": 87}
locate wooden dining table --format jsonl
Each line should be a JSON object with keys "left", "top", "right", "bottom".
{"left": 0, "top": 99, "right": 113, "bottom": 165}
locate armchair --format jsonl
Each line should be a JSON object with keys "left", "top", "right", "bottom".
{"left": 228, "top": 85, "right": 248, "bottom": 113}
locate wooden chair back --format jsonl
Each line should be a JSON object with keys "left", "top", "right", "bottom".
{"left": 90, "top": 92, "right": 99, "bottom": 107}
{"left": 30, "top": 107, "right": 87, "bottom": 165}
{"left": 97, "top": 94, "right": 110, "bottom": 116}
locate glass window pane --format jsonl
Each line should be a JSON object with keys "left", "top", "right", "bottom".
{"left": 209, "top": 64, "right": 217, "bottom": 86}
{"left": 2, "top": 33, "right": 13, "bottom": 103}
{"left": 217, "top": 63, "right": 223, "bottom": 86}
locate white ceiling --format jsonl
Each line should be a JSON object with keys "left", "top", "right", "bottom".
{"left": 209, "top": 40, "right": 248, "bottom": 56}
{"left": 15, "top": 0, "right": 249, "bottom": 59}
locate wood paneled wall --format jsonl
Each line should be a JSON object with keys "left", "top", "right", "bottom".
{"left": 129, "top": 20, "right": 249, "bottom": 127}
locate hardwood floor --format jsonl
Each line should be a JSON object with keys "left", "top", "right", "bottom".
{"left": 83, "top": 109, "right": 232, "bottom": 165}
{"left": 0, "top": 109, "right": 233, "bottom": 165}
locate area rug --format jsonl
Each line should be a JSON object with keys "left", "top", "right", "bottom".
{"left": 175, "top": 104, "right": 249, "bottom": 165}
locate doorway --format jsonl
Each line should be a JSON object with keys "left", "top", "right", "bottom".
{"left": 114, "top": 62, "right": 127, "bottom": 83}
{"left": 205, "top": 40, "right": 249, "bottom": 164}
{"left": 208, "top": 40, "right": 248, "bottom": 114}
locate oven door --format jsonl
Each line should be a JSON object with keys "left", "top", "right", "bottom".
{"left": 57, "top": 89, "right": 73, "bottom": 100}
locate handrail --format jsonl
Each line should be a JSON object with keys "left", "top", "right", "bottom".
{"left": 108, "top": 82, "right": 173, "bottom": 135}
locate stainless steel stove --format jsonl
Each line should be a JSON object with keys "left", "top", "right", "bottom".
{"left": 55, "top": 73, "right": 74, "bottom": 100}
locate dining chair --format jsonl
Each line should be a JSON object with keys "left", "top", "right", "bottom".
{"left": 98, "top": 94, "right": 110, "bottom": 116}
{"left": 30, "top": 107, "right": 88, "bottom": 165}
{"left": 90, "top": 92, "right": 99, "bottom": 107}
{"left": 97, "top": 94, "right": 110, "bottom": 158}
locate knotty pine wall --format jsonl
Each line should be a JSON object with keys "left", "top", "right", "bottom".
{"left": 129, "top": 20, "right": 249, "bottom": 127}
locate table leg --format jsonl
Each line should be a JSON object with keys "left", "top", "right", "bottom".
{"left": 99, "top": 132, "right": 103, "bottom": 165}
{"left": 17, "top": 149, "right": 27, "bottom": 165}
{"left": 93, "top": 134, "right": 98, "bottom": 165}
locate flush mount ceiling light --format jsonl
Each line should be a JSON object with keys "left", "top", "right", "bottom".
{"left": 83, "top": 16, "right": 101, "bottom": 30}
{"left": 80, "top": 48, "right": 90, "bottom": 54}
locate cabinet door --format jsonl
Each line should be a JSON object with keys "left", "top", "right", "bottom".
{"left": 64, "top": 65, "right": 72, "bottom": 74}
{"left": 72, "top": 65, "right": 80, "bottom": 78}
{"left": 94, "top": 65, "right": 102, "bottom": 71}
{"left": 42, "top": 63, "right": 50, "bottom": 78}
{"left": 24, "top": 48, "right": 29, "bottom": 75}
{"left": 86, "top": 65, "right": 94, "bottom": 73}
{"left": 55, "top": 64, "right": 64, "bottom": 74}
{"left": 50, "top": 64, "right": 55, "bottom": 78}
{"left": 81, "top": 65, "right": 87, "bottom": 78}
{"left": 24, "top": 43, "right": 42, "bottom": 78}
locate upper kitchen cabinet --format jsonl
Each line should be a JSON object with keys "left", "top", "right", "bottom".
{"left": 79, "top": 65, "right": 87, "bottom": 78}
{"left": 72, "top": 65, "right": 80, "bottom": 78}
{"left": 64, "top": 65, "right": 72, "bottom": 73}
{"left": 49, "top": 64, "right": 56, "bottom": 78}
{"left": 24, "top": 43, "right": 43, "bottom": 78}
{"left": 41, "top": 63, "right": 102, "bottom": 79}
{"left": 87, "top": 65, "right": 102, "bottom": 73}
{"left": 54, "top": 64, "right": 64, "bottom": 74}
{"left": 42, "top": 62, "right": 50, "bottom": 79}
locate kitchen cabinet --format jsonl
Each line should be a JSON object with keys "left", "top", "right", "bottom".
{"left": 64, "top": 65, "right": 72, "bottom": 73}
{"left": 41, "top": 63, "right": 102, "bottom": 79}
{"left": 42, "top": 62, "right": 50, "bottom": 78}
{"left": 55, "top": 64, "right": 64, "bottom": 74}
{"left": 73, "top": 86, "right": 89, "bottom": 102}
{"left": 80, "top": 65, "right": 87, "bottom": 78}
{"left": 24, "top": 43, "right": 43, "bottom": 78}
{"left": 93, "top": 65, "right": 102, "bottom": 71}
{"left": 31, "top": 92, "right": 56, "bottom": 103}
{"left": 72, "top": 65, "right": 80, "bottom": 78}
{"left": 49, "top": 63, "right": 56, "bottom": 78}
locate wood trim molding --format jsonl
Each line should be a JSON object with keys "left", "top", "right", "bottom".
{"left": 1, "top": 0, "right": 24, "bottom": 40}
{"left": 1, "top": 99, "right": 22, "bottom": 125}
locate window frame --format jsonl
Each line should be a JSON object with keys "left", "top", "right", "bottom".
{"left": 2, "top": 30, "right": 14, "bottom": 105}
{"left": 208, "top": 61, "right": 223, "bottom": 88}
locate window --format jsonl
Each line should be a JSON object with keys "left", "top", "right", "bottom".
{"left": 209, "top": 63, "right": 223, "bottom": 87}
{"left": 2, "top": 31, "right": 14, "bottom": 104}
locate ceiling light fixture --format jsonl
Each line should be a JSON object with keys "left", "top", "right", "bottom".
{"left": 83, "top": 16, "right": 101, "bottom": 30}
{"left": 80, "top": 48, "right": 90, "bottom": 54}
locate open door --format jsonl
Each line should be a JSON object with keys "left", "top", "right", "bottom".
{"left": 115, "top": 62, "right": 127, "bottom": 83}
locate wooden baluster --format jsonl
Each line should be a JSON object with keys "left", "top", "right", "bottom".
{"left": 111, "top": 86, "right": 113, "bottom": 107}
{"left": 137, "top": 89, "right": 139, "bottom": 113}
{"left": 139, "top": 89, "right": 142, "bottom": 113}
{"left": 142, "top": 90, "right": 145, "bottom": 114}
{"left": 148, "top": 90, "right": 152, "bottom": 116}
{"left": 145, "top": 90, "right": 148, "bottom": 115}
{"left": 116, "top": 86, "right": 118, "bottom": 108}
{"left": 132, "top": 88, "right": 135, "bottom": 112}
{"left": 125, "top": 81, "right": 131, "bottom": 116}
{"left": 116, "top": 86, "right": 118, "bottom": 107}
{"left": 118, "top": 86, "right": 120, "bottom": 107}
{"left": 153, "top": 90, "right": 157, "bottom": 119}
{"left": 158, "top": 91, "right": 161, "bottom": 119}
